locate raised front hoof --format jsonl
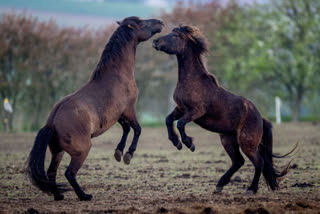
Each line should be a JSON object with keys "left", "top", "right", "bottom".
{"left": 123, "top": 152, "right": 132, "bottom": 165}
{"left": 175, "top": 141, "right": 183, "bottom": 150}
{"left": 79, "top": 193, "right": 93, "bottom": 201}
{"left": 189, "top": 143, "right": 195, "bottom": 152}
{"left": 54, "top": 194, "right": 64, "bottom": 201}
{"left": 114, "top": 149, "right": 123, "bottom": 162}
{"left": 182, "top": 137, "right": 195, "bottom": 152}
{"left": 215, "top": 186, "right": 223, "bottom": 193}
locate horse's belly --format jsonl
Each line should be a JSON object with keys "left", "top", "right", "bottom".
{"left": 194, "top": 116, "right": 236, "bottom": 135}
{"left": 91, "top": 119, "right": 117, "bottom": 138}
{"left": 90, "top": 111, "right": 121, "bottom": 138}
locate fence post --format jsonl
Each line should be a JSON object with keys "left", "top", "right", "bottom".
{"left": 275, "top": 96, "right": 281, "bottom": 124}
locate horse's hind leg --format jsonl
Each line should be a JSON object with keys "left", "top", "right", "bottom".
{"left": 165, "top": 107, "right": 183, "bottom": 150}
{"left": 65, "top": 142, "right": 92, "bottom": 201}
{"left": 114, "top": 117, "right": 131, "bottom": 162}
{"left": 239, "top": 131, "right": 264, "bottom": 194}
{"left": 216, "top": 134, "right": 245, "bottom": 193}
{"left": 47, "top": 150, "right": 65, "bottom": 200}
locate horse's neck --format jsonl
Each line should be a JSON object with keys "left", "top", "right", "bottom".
{"left": 116, "top": 41, "right": 137, "bottom": 77}
{"left": 92, "top": 39, "right": 138, "bottom": 81}
{"left": 176, "top": 51, "right": 207, "bottom": 83}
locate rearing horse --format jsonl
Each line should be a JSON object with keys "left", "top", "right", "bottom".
{"left": 153, "top": 25, "right": 295, "bottom": 194}
{"left": 26, "top": 17, "right": 164, "bottom": 201}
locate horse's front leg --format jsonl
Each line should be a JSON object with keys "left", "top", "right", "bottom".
{"left": 166, "top": 107, "right": 183, "bottom": 150}
{"left": 114, "top": 117, "right": 131, "bottom": 162}
{"left": 122, "top": 108, "right": 141, "bottom": 165}
{"left": 177, "top": 109, "right": 204, "bottom": 152}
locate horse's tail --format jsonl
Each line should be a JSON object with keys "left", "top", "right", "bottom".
{"left": 259, "top": 118, "right": 297, "bottom": 191}
{"left": 26, "top": 126, "right": 67, "bottom": 194}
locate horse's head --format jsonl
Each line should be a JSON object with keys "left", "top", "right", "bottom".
{"left": 153, "top": 25, "right": 208, "bottom": 55}
{"left": 117, "top": 16, "right": 164, "bottom": 42}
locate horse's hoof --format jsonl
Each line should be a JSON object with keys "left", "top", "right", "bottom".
{"left": 189, "top": 144, "right": 195, "bottom": 152}
{"left": 245, "top": 190, "right": 255, "bottom": 195}
{"left": 80, "top": 193, "right": 93, "bottom": 201}
{"left": 176, "top": 141, "right": 183, "bottom": 150}
{"left": 215, "top": 186, "right": 223, "bottom": 193}
{"left": 54, "top": 194, "right": 64, "bottom": 201}
{"left": 123, "top": 152, "right": 132, "bottom": 165}
{"left": 114, "top": 149, "right": 123, "bottom": 162}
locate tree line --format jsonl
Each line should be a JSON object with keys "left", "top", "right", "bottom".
{"left": 0, "top": 0, "right": 319, "bottom": 132}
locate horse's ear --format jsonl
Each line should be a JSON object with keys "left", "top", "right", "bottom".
{"left": 116, "top": 21, "right": 121, "bottom": 25}
{"left": 127, "top": 24, "right": 135, "bottom": 29}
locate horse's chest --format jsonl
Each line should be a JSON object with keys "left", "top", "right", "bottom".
{"left": 124, "top": 82, "right": 138, "bottom": 99}
{"left": 173, "top": 86, "right": 201, "bottom": 109}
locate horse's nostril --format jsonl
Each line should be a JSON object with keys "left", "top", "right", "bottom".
{"left": 152, "top": 42, "right": 157, "bottom": 48}
{"left": 159, "top": 20, "right": 164, "bottom": 26}
{"left": 152, "top": 40, "right": 160, "bottom": 49}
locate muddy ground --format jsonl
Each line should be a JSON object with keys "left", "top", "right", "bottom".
{"left": 0, "top": 123, "right": 319, "bottom": 213}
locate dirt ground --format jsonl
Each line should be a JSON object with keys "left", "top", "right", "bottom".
{"left": 0, "top": 122, "right": 319, "bottom": 213}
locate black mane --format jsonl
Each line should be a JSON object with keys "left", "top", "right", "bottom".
{"left": 91, "top": 24, "right": 135, "bottom": 80}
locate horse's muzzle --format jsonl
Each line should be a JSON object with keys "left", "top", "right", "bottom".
{"left": 152, "top": 39, "right": 161, "bottom": 51}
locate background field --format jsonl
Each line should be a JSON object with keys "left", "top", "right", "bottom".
{"left": 0, "top": 123, "right": 319, "bottom": 213}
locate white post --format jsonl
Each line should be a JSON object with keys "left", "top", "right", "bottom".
{"left": 275, "top": 96, "right": 281, "bottom": 124}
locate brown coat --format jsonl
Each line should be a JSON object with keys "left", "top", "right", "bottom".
{"left": 26, "top": 17, "right": 164, "bottom": 201}
{"left": 153, "top": 25, "right": 294, "bottom": 194}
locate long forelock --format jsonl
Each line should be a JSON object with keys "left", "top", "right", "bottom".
{"left": 173, "top": 25, "right": 209, "bottom": 55}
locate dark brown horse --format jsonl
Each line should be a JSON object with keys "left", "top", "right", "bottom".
{"left": 153, "top": 25, "right": 295, "bottom": 194}
{"left": 26, "top": 16, "right": 164, "bottom": 201}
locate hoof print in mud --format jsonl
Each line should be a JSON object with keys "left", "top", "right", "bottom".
{"left": 124, "top": 153, "right": 132, "bottom": 165}
{"left": 114, "top": 149, "right": 123, "bottom": 162}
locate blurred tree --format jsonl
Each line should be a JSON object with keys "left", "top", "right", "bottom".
{"left": 1, "top": 0, "right": 319, "bottom": 132}
{"left": 247, "top": 0, "right": 320, "bottom": 121}
{"left": 162, "top": 0, "right": 320, "bottom": 121}
{"left": 0, "top": 13, "right": 39, "bottom": 131}
{"left": 160, "top": 1, "right": 274, "bottom": 115}
{"left": 0, "top": 12, "right": 112, "bottom": 131}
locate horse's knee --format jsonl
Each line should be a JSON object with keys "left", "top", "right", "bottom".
{"left": 177, "top": 119, "right": 185, "bottom": 130}
{"left": 165, "top": 115, "right": 172, "bottom": 126}
{"left": 134, "top": 124, "right": 141, "bottom": 136}
{"left": 123, "top": 124, "right": 130, "bottom": 133}
{"left": 65, "top": 168, "right": 74, "bottom": 179}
